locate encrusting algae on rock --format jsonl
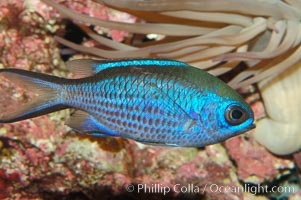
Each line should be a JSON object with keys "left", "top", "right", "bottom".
{"left": 0, "top": 0, "right": 300, "bottom": 199}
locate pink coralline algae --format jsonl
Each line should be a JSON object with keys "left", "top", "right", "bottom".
{"left": 0, "top": 0, "right": 300, "bottom": 199}
{"left": 225, "top": 134, "right": 293, "bottom": 183}
{"left": 0, "top": 168, "right": 20, "bottom": 199}
{"left": 0, "top": 1, "right": 62, "bottom": 72}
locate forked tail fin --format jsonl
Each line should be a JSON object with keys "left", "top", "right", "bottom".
{"left": 0, "top": 69, "right": 67, "bottom": 123}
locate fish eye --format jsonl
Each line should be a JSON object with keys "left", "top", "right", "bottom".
{"left": 225, "top": 105, "right": 249, "bottom": 125}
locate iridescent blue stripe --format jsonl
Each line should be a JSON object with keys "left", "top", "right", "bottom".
{"left": 92, "top": 59, "right": 189, "bottom": 73}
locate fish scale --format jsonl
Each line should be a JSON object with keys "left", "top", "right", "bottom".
{"left": 0, "top": 58, "right": 255, "bottom": 147}
{"left": 64, "top": 72, "right": 191, "bottom": 144}
{"left": 64, "top": 65, "right": 246, "bottom": 145}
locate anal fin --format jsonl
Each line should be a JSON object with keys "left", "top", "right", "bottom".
{"left": 140, "top": 141, "right": 180, "bottom": 147}
{"left": 66, "top": 110, "right": 119, "bottom": 136}
{"left": 88, "top": 132, "right": 110, "bottom": 137}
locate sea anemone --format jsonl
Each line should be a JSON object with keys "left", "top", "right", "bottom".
{"left": 255, "top": 64, "right": 301, "bottom": 155}
{"left": 41, "top": 0, "right": 301, "bottom": 89}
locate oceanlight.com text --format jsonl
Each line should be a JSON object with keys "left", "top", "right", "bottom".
{"left": 125, "top": 183, "right": 296, "bottom": 196}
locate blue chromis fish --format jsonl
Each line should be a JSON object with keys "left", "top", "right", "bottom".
{"left": 0, "top": 58, "right": 254, "bottom": 147}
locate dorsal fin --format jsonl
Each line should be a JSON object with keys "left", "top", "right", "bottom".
{"left": 66, "top": 58, "right": 189, "bottom": 78}
{"left": 66, "top": 59, "right": 101, "bottom": 78}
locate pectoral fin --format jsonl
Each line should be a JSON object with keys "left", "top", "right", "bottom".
{"left": 148, "top": 83, "right": 198, "bottom": 120}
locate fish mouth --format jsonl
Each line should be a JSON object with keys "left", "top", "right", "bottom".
{"left": 242, "top": 123, "right": 256, "bottom": 133}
